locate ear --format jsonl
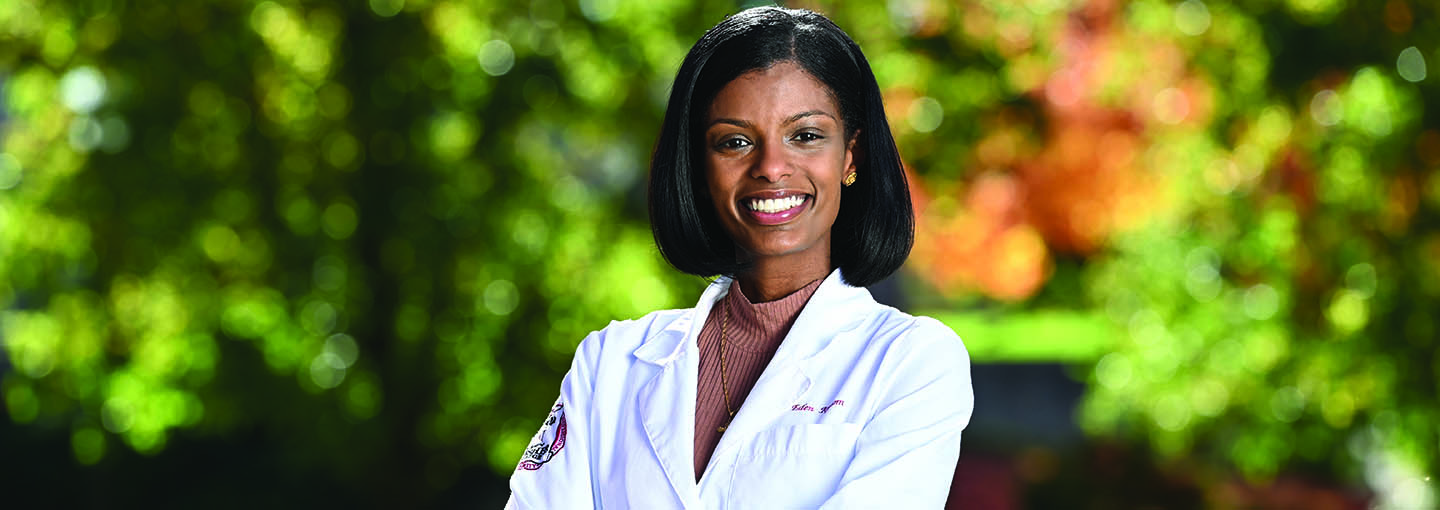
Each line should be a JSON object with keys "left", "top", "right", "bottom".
{"left": 844, "top": 130, "right": 862, "bottom": 176}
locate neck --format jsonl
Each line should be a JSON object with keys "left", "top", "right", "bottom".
{"left": 734, "top": 256, "right": 831, "bottom": 303}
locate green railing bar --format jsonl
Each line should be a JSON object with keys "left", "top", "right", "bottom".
{"left": 919, "top": 309, "right": 1119, "bottom": 363}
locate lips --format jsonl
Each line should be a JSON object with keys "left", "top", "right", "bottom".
{"left": 738, "top": 190, "right": 811, "bottom": 225}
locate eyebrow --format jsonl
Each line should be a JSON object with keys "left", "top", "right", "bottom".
{"left": 710, "top": 118, "right": 752, "bottom": 129}
{"left": 707, "top": 110, "right": 836, "bottom": 130}
{"left": 784, "top": 110, "right": 834, "bottom": 124}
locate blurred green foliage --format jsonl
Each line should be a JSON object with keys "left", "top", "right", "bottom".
{"left": 2, "top": 0, "right": 1439, "bottom": 505}
{"left": 1, "top": 0, "right": 718, "bottom": 499}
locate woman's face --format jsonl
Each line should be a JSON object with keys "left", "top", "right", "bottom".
{"left": 703, "top": 61, "right": 856, "bottom": 270}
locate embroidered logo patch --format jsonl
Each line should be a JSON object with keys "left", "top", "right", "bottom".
{"left": 518, "top": 401, "right": 567, "bottom": 471}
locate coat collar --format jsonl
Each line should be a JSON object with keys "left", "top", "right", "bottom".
{"left": 632, "top": 268, "right": 876, "bottom": 371}
{"left": 629, "top": 268, "right": 880, "bottom": 505}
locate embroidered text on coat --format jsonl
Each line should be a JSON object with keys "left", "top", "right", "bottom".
{"left": 790, "top": 399, "right": 845, "bottom": 413}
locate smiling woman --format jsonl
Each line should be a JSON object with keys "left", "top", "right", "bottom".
{"left": 506, "top": 6, "right": 973, "bottom": 509}
{"left": 702, "top": 62, "right": 852, "bottom": 296}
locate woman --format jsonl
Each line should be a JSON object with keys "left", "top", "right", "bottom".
{"left": 507, "top": 6, "right": 972, "bottom": 509}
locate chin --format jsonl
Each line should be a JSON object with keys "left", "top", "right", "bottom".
{"left": 739, "top": 237, "right": 816, "bottom": 258}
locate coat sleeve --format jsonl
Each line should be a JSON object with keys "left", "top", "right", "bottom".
{"left": 505, "top": 329, "right": 604, "bottom": 510}
{"left": 819, "top": 318, "right": 974, "bottom": 509}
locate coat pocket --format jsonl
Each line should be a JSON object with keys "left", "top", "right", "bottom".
{"left": 727, "top": 423, "right": 862, "bottom": 509}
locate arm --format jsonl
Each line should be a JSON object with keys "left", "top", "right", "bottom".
{"left": 506, "top": 329, "right": 603, "bottom": 510}
{"left": 820, "top": 319, "right": 974, "bottom": 509}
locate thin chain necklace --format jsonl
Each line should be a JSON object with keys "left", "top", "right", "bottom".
{"left": 717, "top": 293, "right": 735, "bottom": 433}
{"left": 717, "top": 286, "right": 782, "bottom": 434}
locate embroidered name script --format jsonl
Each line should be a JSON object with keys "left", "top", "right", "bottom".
{"left": 790, "top": 399, "right": 845, "bottom": 413}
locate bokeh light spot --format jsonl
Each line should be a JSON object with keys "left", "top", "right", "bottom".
{"left": 102, "top": 397, "right": 134, "bottom": 433}
{"left": 344, "top": 371, "right": 382, "bottom": 420}
{"left": 1191, "top": 379, "right": 1230, "bottom": 417}
{"left": 59, "top": 66, "right": 107, "bottom": 113}
{"left": 0, "top": 153, "right": 23, "bottom": 190}
{"left": 4, "top": 383, "right": 40, "bottom": 424}
{"left": 478, "top": 40, "right": 515, "bottom": 76}
{"left": 1309, "top": 90, "right": 1342, "bottom": 126}
{"left": 72, "top": 428, "right": 106, "bottom": 465}
{"left": 1096, "top": 353, "right": 1134, "bottom": 390}
{"left": 321, "top": 202, "right": 358, "bottom": 240}
{"left": 1345, "top": 263, "right": 1378, "bottom": 298}
{"left": 369, "top": 0, "right": 404, "bottom": 18}
{"left": 1396, "top": 46, "right": 1426, "bottom": 83}
{"left": 325, "top": 333, "right": 360, "bottom": 368}
{"left": 1327, "top": 289, "right": 1369, "bottom": 333}
{"left": 1243, "top": 284, "right": 1279, "bottom": 320}
{"left": 428, "top": 112, "right": 480, "bottom": 161}
{"left": 1286, "top": 0, "right": 1343, "bottom": 24}
{"left": 1346, "top": 68, "right": 1397, "bottom": 138}
{"left": 301, "top": 300, "right": 337, "bottom": 335}
{"left": 1321, "top": 389, "right": 1355, "bottom": 427}
{"left": 309, "top": 352, "right": 347, "bottom": 389}
{"left": 907, "top": 96, "right": 943, "bottom": 133}
{"left": 1174, "top": 0, "right": 1211, "bottom": 36}
{"left": 1153, "top": 87, "right": 1190, "bottom": 125}
{"left": 202, "top": 225, "right": 241, "bottom": 263}
{"left": 68, "top": 116, "right": 104, "bottom": 152}
{"left": 483, "top": 279, "right": 519, "bottom": 315}
{"left": 579, "top": 0, "right": 618, "bottom": 22}
{"left": 1269, "top": 386, "right": 1305, "bottom": 423}
{"left": 1242, "top": 328, "right": 1286, "bottom": 373}
{"left": 4, "top": 311, "right": 60, "bottom": 378}
{"left": 323, "top": 131, "right": 362, "bottom": 169}
{"left": 98, "top": 115, "right": 132, "bottom": 153}
{"left": 1152, "top": 395, "right": 1192, "bottom": 432}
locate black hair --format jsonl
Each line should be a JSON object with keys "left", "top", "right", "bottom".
{"left": 648, "top": 6, "right": 913, "bottom": 288}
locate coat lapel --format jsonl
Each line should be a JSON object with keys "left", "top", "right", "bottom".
{"left": 630, "top": 270, "right": 878, "bottom": 504}
{"left": 635, "top": 355, "right": 697, "bottom": 508}
{"left": 701, "top": 270, "right": 874, "bottom": 475}
{"left": 632, "top": 277, "right": 730, "bottom": 508}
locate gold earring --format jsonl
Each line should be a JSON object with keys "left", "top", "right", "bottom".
{"left": 842, "top": 172, "right": 857, "bottom": 187}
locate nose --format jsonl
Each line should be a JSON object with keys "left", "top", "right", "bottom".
{"left": 749, "top": 139, "right": 791, "bottom": 183}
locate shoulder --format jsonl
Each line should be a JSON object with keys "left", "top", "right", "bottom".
{"left": 862, "top": 307, "right": 970, "bottom": 367}
{"left": 856, "top": 308, "right": 972, "bottom": 404}
{"left": 573, "top": 307, "right": 693, "bottom": 362}
{"left": 860, "top": 309, "right": 974, "bottom": 422}
{"left": 903, "top": 315, "right": 970, "bottom": 364}
{"left": 591, "top": 308, "right": 689, "bottom": 342}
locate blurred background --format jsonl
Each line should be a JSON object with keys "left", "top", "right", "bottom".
{"left": 2, "top": 0, "right": 1437, "bottom": 508}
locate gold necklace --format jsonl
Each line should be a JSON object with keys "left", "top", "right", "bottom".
{"left": 717, "top": 293, "right": 735, "bottom": 433}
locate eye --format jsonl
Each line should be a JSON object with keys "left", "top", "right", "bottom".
{"left": 716, "top": 137, "right": 751, "bottom": 151}
{"left": 793, "top": 131, "right": 824, "bottom": 143}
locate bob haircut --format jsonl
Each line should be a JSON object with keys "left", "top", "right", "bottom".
{"left": 648, "top": 6, "right": 914, "bottom": 288}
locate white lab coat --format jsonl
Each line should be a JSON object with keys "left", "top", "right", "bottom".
{"left": 506, "top": 268, "right": 973, "bottom": 509}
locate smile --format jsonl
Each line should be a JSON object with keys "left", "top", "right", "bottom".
{"left": 740, "top": 191, "right": 811, "bottom": 225}
{"left": 746, "top": 195, "right": 806, "bottom": 213}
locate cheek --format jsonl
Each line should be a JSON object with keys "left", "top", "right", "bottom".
{"left": 704, "top": 163, "right": 736, "bottom": 217}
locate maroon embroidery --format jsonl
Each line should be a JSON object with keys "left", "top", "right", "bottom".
{"left": 791, "top": 399, "right": 846, "bottom": 413}
{"left": 518, "top": 402, "right": 567, "bottom": 471}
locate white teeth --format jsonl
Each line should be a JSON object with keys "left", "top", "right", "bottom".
{"left": 746, "top": 195, "right": 805, "bottom": 213}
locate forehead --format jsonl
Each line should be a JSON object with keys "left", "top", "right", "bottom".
{"left": 707, "top": 62, "right": 839, "bottom": 121}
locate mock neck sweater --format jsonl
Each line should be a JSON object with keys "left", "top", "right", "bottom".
{"left": 693, "top": 277, "right": 825, "bottom": 479}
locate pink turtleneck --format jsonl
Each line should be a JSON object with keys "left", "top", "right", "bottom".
{"left": 693, "top": 277, "right": 825, "bottom": 479}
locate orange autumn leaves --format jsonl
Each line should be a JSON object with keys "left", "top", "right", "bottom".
{"left": 905, "top": 3, "right": 1211, "bottom": 301}
{"left": 908, "top": 116, "right": 1157, "bottom": 302}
